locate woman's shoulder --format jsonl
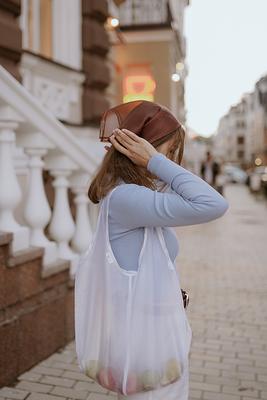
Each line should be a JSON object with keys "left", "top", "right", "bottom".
{"left": 111, "top": 182, "right": 149, "bottom": 199}
{"left": 109, "top": 181, "right": 172, "bottom": 213}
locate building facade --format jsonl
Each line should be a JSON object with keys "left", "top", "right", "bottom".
{"left": 0, "top": 0, "right": 112, "bottom": 387}
{"left": 0, "top": 0, "right": 189, "bottom": 386}
{"left": 183, "top": 129, "right": 211, "bottom": 174}
{"left": 213, "top": 75, "right": 267, "bottom": 168}
{"left": 0, "top": 0, "right": 110, "bottom": 125}
{"left": 107, "top": 0, "right": 189, "bottom": 124}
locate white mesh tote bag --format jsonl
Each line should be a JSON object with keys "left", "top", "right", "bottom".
{"left": 74, "top": 184, "right": 192, "bottom": 398}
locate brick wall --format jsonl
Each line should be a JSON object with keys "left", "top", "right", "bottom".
{"left": 0, "top": 233, "right": 74, "bottom": 387}
{"left": 82, "top": 0, "right": 111, "bottom": 124}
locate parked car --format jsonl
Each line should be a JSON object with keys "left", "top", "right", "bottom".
{"left": 247, "top": 166, "right": 267, "bottom": 194}
{"left": 222, "top": 164, "right": 248, "bottom": 184}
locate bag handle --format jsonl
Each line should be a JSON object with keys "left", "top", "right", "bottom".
{"left": 156, "top": 227, "right": 175, "bottom": 271}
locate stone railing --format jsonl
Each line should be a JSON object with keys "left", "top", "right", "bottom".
{"left": 0, "top": 66, "right": 101, "bottom": 277}
{"left": 118, "top": 0, "right": 170, "bottom": 27}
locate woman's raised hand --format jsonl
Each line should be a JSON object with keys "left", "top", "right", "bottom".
{"left": 105, "top": 128, "right": 158, "bottom": 168}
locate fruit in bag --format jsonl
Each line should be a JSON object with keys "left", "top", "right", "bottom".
{"left": 98, "top": 366, "right": 118, "bottom": 391}
{"left": 160, "top": 358, "right": 182, "bottom": 386}
{"left": 141, "top": 370, "right": 160, "bottom": 391}
{"left": 125, "top": 371, "right": 140, "bottom": 394}
{"left": 85, "top": 360, "right": 101, "bottom": 380}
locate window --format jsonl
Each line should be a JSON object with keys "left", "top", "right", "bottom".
{"left": 40, "top": 0, "right": 52, "bottom": 58}
{"left": 237, "top": 136, "right": 244, "bottom": 145}
{"left": 22, "top": 0, "right": 52, "bottom": 58}
{"left": 21, "top": 0, "right": 81, "bottom": 69}
{"left": 237, "top": 150, "right": 244, "bottom": 159}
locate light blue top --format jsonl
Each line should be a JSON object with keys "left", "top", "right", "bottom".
{"left": 108, "top": 153, "right": 229, "bottom": 271}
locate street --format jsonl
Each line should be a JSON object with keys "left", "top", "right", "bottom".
{"left": 1, "top": 184, "right": 267, "bottom": 400}
{"left": 177, "top": 183, "right": 267, "bottom": 400}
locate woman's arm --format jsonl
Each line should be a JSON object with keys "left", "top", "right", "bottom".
{"left": 109, "top": 152, "right": 229, "bottom": 228}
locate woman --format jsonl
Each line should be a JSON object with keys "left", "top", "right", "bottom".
{"left": 89, "top": 100, "right": 228, "bottom": 274}
{"left": 85, "top": 100, "right": 229, "bottom": 400}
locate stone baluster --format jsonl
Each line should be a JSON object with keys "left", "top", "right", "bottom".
{"left": 0, "top": 121, "right": 30, "bottom": 252}
{"left": 70, "top": 171, "right": 92, "bottom": 253}
{"left": 48, "top": 170, "right": 76, "bottom": 255}
{"left": 45, "top": 151, "right": 79, "bottom": 275}
{"left": 16, "top": 131, "right": 58, "bottom": 266}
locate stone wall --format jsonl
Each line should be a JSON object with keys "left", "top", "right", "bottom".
{"left": 82, "top": 0, "right": 111, "bottom": 124}
{"left": 0, "top": 0, "right": 22, "bottom": 80}
{"left": 0, "top": 232, "right": 74, "bottom": 387}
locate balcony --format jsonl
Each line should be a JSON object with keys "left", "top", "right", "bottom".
{"left": 118, "top": 0, "right": 172, "bottom": 30}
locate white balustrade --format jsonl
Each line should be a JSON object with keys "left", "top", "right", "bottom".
{"left": 0, "top": 66, "right": 102, "bottom": 276}
{"left": 23, "top": 148, "right": 58, "bottom": 265}
{"left": 70, "top": 171, "right": 92, "bottom": 253}
{"left": 0, "top": 122, "right": 30, "bottom": 252}
{"left": 16, "top": 131, "right": 58, "bottom": 265}
{"left": 48, "top": 170, "right": 75, "bottom": 255}
{"left": 45, "top": 152, "right": 77, "bottom": 255}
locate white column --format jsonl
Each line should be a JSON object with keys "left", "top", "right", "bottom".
{"left": 23, "top": 148, "right": 58, "bottom": 266}
{"left": 32, "top": 0, "right": 41, "bottom": 53}
{"left": 0, "top": 122, "right": 30, "bottom": 252}
{"left": 70, "top": 172, "right": 92, "bottom": 253}
{"left": 20, "top": 0, "right": 29, "bottom": 49}
{"left": 52, "top": 0, "right": 82, "bottom": 69}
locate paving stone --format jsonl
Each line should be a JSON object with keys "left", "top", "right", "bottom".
{"left": 17, "top": 372, "right": 43, "bottom": 382}
{"left": 16, "top": 381, "right": 54, "bottom": 393}
{"left": 0, "top": 387, "right": 29, "bottom": 399}
{"left": 33, "top": 366, "right": 65, "bottom": 377}
{"left": 190, "top": 381, "right": 221, "bottom": 392}
{"left": 52, "top": 362, "right": 81, "bottom": 372}
{"left": 87, "top": 394, "right": 113, "bottom": 400}
{"left": 62, "top": 371, "right": 94, "bottom": 383}
{"left": 27, "top": 394, "right": 67, "bottom": 400}
{"left": 2, "top": 185, "right": 267, "bottom": 400}
{"left": 190, "top": 373, "right": 205, "bottom": 383}
{"left": 202, "top": 392, "right": 240, "bottom": 400}
{"left": 189, "top": 389, "right": 203, "bottom": 399}
{"left": 258, "top": 375, "right": 267, "bottom": 383}
{"left": 40, "top": 376, "right": 76, "bottom": 388}
{"left": 50, "top": 386, "right": 88, "bottom": 399}
{"left": 222, "top": 384, "right": 260, "bottom": 398}
{"left": 74, "top": 382, "right": 108, "bottom": 394}
{"left": 204, "top": 376, "right": 240, "bottom": 387}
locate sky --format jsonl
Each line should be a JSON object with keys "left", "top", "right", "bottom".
{"left": 184, "top": 0, "right": 267, "bottom": 137}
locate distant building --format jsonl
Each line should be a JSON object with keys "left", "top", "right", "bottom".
{"left": 214, "top": 74, "right": 267, "bottom": 168}
{"left": 107, "top": 0, "right": 189, "bottom": 124}
{"left": 183, "top": 129, "right": 212, "bottom": 174}
{"left": 254, "top": 76, "right": 267, "bottom": 166}
{"left": 214, "top": 100, "right": 248, "bottom": 167}
{"left": 0, "top": 0, "right": 190, "bottom": 387}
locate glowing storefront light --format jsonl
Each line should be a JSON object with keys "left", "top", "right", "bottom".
{"left": 176, "top": 62, "right": 184, "bottom": 72}
{"left": 106, "top": 16, "right": 120, "bottom": 30}
{"left": 171, "top": 73, "right": 180, "bottom": 82}
{"left": 110, "top": 17, "right": 119, "bottom": 27}
{"left": 123, "top": 74, "right": 156, "bottom": 103}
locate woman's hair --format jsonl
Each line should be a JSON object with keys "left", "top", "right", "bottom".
{"left": 88, "top": 124, "right": 186, "bottom": 204}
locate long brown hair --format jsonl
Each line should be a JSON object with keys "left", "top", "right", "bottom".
{"left": 88, "top": 125, "right": 186, "bottom": 204}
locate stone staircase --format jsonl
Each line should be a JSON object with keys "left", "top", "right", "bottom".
{"left": 0, "top": 230, "right": 74, "bottom": 387}
{"left": 0, "top": 66, "right": 103, "bottom": 387}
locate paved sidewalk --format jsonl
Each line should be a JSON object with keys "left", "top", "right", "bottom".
{"left": 1, "top": 184, "right": 267, "bottom": 400}
{"left": 177, "top": 184, "right": 267, "bottom": 400}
